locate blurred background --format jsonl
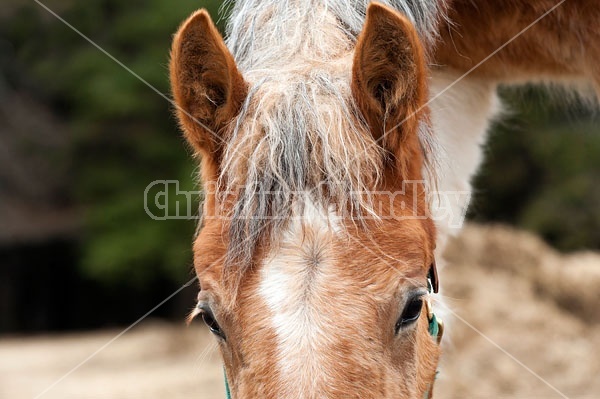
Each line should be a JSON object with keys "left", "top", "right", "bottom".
{"left": 1, "top": 0, "right": 599, "bottom": 397}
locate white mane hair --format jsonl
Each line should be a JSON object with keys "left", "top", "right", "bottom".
{"left": 217, "top": 0, "right": 445, "bottom": 266}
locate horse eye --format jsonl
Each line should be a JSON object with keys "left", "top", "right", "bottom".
{"left": 201, "top": 309, "right": 226, "bottom": 340}
{"left": 395, "top": 296, "right": 424, "bottom": 334}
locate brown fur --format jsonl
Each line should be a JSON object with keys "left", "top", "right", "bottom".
{"left": 170, "top": 1, "right": 600, "bottom": 397}
{"left": 435, "top": 0, "right": 600, "bottom": 93}
{"left": 193, "top": 189, "right": 439, "bottom": 398}
{"left": 170, "top": 10, "right": 249, "bottom": 217}
{"left": 171, "top": 3, "right": 441, "bottom": 398}
{"left": 169, "top": 10, "right": 248, "bottom": 183}
{"left": 352, "top": 3, "right": 429, "bottom": 180}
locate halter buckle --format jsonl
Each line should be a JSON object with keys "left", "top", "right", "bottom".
{"left": 425, "top": 296, "right": 444, "bottom": 345}
{"left": 428, "top": 261, "right": 439, "bottom": 294}
{"left": 426, "top": 260, "right": 443, "bottom": 344}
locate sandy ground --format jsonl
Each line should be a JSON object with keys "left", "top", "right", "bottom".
{"left": 1, "top": 224, "right": 599, "bottom": 399}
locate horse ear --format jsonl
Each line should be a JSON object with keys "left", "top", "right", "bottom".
{"left": 170, "top": 10, "right": 247, "bottom": 162}
{"left": 352, "top": 3, "right": 427, "bottom": 150}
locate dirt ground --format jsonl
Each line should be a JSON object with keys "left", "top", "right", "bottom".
{"left": 2, "top": 224, "right": 599, "bottom": 399}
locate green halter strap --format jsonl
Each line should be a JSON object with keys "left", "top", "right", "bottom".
{"left": 224, "top": 367, "right": 231, "bottom": 399}
{"left": 223, "top": 264, "right": 443, "bottom": 399}
{"left": 424, "top": 262, "right": 443, "bottom": 399}
{"left": 426, "top": 262, "right": 443, "bottom": 344}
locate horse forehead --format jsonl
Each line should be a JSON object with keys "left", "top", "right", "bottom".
{"left": 257, "top": 202, "right": 405, "bottom": 292}
{"left": 246, "top": 202, "right": 426, "bottom": 395}
{"left": 254, "top": 206, "right": 356, "bottom": 393}
{"left": 259, "top": 205, "right": 342, "bottom": 303}
{"left": 255, "top": 201, "right": 428, "bottom": 299}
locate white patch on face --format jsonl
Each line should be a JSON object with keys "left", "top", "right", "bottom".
{"left": 259, "top": 201, "right": 338, "bottom": 396}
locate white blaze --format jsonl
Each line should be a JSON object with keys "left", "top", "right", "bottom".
{"left": 259, "top": 202, "right": 338, "bottom": 396}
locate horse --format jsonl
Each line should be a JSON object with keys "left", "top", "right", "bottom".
{"left": 169, "top": 1, "right": 598, "bottom": 397}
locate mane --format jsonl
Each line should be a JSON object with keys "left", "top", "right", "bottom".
{"left": 225, "top": 0, "right": 447, "bottom": 58}
{"left": 217, "top": 0, "right": 444, "bottom": 267}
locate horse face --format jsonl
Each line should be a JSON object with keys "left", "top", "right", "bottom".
{"left": 170, "top": 4, "right": 439, "bottom": 398}
{"left": 193, "top": 205, "right": 440, "bottom": 399}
